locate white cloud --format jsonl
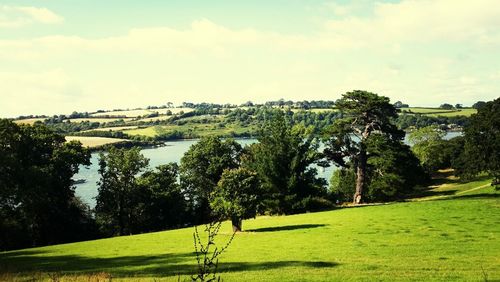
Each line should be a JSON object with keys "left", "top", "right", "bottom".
{"left": 0, "top": 5, "right": 63, "bottom": 28}
{"left": 324, "top": 0, "right": 500, "bottom": 45}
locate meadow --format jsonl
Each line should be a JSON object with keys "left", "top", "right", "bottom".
{"left": 65, "top": 136, "right": 129, "bottom": 148}
{"left": 403, "top": 107, "right": 477, "bottom": 117}
{"left": 1, "top": 175, "right": 498, "bottom": 281}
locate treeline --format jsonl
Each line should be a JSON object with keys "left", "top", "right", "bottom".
{"left": 396, "top": 114, "right": 470, "bottom": 130}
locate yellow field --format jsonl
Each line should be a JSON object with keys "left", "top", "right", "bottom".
{"left": 68, "top": 118, "right": 134, "bottom": 123}
{"left": 154, "top": 107, "right": 194, "bottom": 115}
{"left": 65, "top": 136, "right": 129, "bottom": 147}
{"left": 402, "top": 107, "right": 477, "bottom": 117}
{"left": 91, "top": 110, "right": 155, "bottom": 118}
{"left": 135, "top": 115, "right": 174, "bottom": 122}
{"left": 13, "top": 118, "right": 46, "bottom": 125}
{"left": 82, "top": 126, "right": 138, "bottom": 132}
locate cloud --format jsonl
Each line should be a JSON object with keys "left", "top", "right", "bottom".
{"left": 324, "top": 0, "right": 500, "bottom": 45}
{"left": 0, "top": 5, "right": 63, "bottom": 28}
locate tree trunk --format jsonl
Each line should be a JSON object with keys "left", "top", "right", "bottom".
{"left": 231, "top": 217, "right": 242, "bottom": 232}
{"left": 354, "top": 148, "right": 366, "bottom": 205}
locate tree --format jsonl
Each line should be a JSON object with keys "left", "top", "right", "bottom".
{"left": 393, "top": 101, "right": 409, "bottom": 108}
{"left": 137, "top": 163, "right": 187, "bottom": 231}
{"left": 407, "top": 126, "right": 448, "bottom": 172}
{"left": 330, "top": 135, "right": 427, "bottom": 202}
{"left": 244, "top": 110, "right": 327, "bottom": 214}
{"left": 210, "top": 168, "right": 260, "bottom": 232}
{"left": 95, "top": 147, "right": 149, "bottom": 236}
{"left": 0, "top": 120, "right": 93, "bottom": 250}
{"left": 455, "top": 98, "right": 500, "bottom": 186}
{"left": 324, "top": 90, "right": 404, "bottom": 204}
{"left": 440, "top": 103, "right": 454, "bottom": 110}
{"left": 472, "top": 101, "right": 486, "bottom": 110}
{"left": 180, "top": 136, "right": 242, "bottom": 224}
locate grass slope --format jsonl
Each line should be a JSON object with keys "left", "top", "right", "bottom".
{"left": 1, "top": 179, "right": 498, "bottom": 281}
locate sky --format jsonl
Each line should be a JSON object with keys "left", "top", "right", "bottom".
{"left": 0, "top": 0, "right": 499, "bottom": 117}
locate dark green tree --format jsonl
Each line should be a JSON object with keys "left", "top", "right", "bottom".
{"left": 455, "top": 98, "right": 500, "bottom": 186}
{"left": 244, "top": 110, "right": 327, "bottom": 214}
{"left": 210, "top": 168, "right": 260, "bottom": 232}
{"left": 137, "top": 163, "right": 187, "bottom": 231}
{"left": 180, "top": 136, "right": 242, "bottom": 223}
{"left": 440, "top": 103, "right": 454, "bottom": 110}
{"left": 0, "top": 119, "right": 92, "bottom": 250}
{"left": 95, "top": 147, "right": 149, "bottom": 236}
{"left": 324, "top": 90, "right": 404, "bottom": 204}
{"left": 330, "top": 135, "right": 427, "bottom": 202}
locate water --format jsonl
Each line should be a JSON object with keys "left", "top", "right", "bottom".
{"left": 74, "top": 132, "right": 461, "bottom": 207}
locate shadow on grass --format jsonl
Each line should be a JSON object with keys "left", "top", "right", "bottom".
{"left": 0, "top": 250, "right": 338, "bottom": 278}
{"left": 246, "top": 224, "right": 327, "bottom": 233}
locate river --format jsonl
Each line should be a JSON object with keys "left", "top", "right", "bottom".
{"left": 74, "top": 132, "right": 462, "bottom": 207}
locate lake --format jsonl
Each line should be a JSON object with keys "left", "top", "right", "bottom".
{"left": 74, "top": 132, "right": 462, "bottom": 207}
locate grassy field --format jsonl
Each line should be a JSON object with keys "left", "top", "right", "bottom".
{"left": 13, "top": 118, "right": 46, "bottom": 125}
{"left": 65, "top": 136, "right": 129, "bottom": 148}
{"left": 1, "top": 176, "right": 498, "bottom": 281}
{"left": 402, "top": 107, "right": 477, "bottom": 117}
{"left": 68, "top": 118, "right": 134, "bottom": 123}
{"left": 82, "top": 126, "right": 139, "bottom": 132}
{"left": 90, "top": 108, "right": 194, "bottom": 118}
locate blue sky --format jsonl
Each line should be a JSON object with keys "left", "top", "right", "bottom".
{"left": 0, "top": 0, "right": 499, "bottom": 117}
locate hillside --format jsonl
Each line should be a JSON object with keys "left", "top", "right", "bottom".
{"left": 11, "top": 106, "right": 476, "bottom": 148}
{"left": 1, "top": 176, "right": 498, "bottom": 281}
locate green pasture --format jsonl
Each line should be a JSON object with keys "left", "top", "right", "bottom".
{"left": 402, "top": 107, "right": 477, "bottom": 117}
{"left": 1, "top": 176, "right": 498, "bottom": 281}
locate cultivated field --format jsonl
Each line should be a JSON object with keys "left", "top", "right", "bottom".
{"left": 1, "top": 176, "right": 498, "bottom": 281}
{"left": 13, "top": 118, "right": 46, "bottom": 125}
{"left": 65, "top": 136, "right": 129, "bottom": 148}
{"left": 402, "top": 107, "right": 477, "bottom": 117}
{"left": 68, "top": 118, "right": 134, "bottom": 123}
{"left": 91, "top": 110, "right": 156, "bottom": 118}
{"left": 82, "top": 126, "right": 139, "bottom": 132}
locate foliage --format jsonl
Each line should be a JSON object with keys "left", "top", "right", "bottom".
{"left": 330, "top": 135, "right": 427, "bottom": 202}
{"left": 324, "top": 90, "right": 404, "bottom": 203}
{"left": 454, "top": 97, "right": 500, "bottom": 186}
{"left": 244, "top": 110, "right": 327, "bottom": 214}
{"left": 439, "top": 103, "right": 454, "bottom": 110}
{"left": 0, "top": 119, "right": 94, "bottom": 250}
{"left": 364, "top": 135, "right": 428, "bottom": 201}
{"left": 136, "top": 163, "right": 188, "bottom": 231}
{"left": 210, "top": 168, "right": 260, "bottom": 231}
{"left": 95, "top": 147, "right": 149, "bottom": 236}
{"left": 180, "top": 136, "right": 243, "bottom": 223}
{"left": 408, "top": 126, "right": 448, "bottom": 172}
{"left": 472, "top": 101, "right": 486, "bottom": 109}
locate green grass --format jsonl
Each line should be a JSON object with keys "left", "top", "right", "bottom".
{"left": 402, "top": 107, "right": 477, "bottom": 117}
{"left": 1, "top": 177, "right": 498, "bottom": 281}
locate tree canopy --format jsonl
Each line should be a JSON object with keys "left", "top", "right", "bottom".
{"left": 455, "top": 98, "right": 500, "bottom": 186}
{"left": 0, "top": 119, "right": 93, "bottom": 250}
{"left": 324, "top": 90, "right": 404, "bottom": 204}
{"left": 180, "top": 136, "right": 243, "bottom": 223}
